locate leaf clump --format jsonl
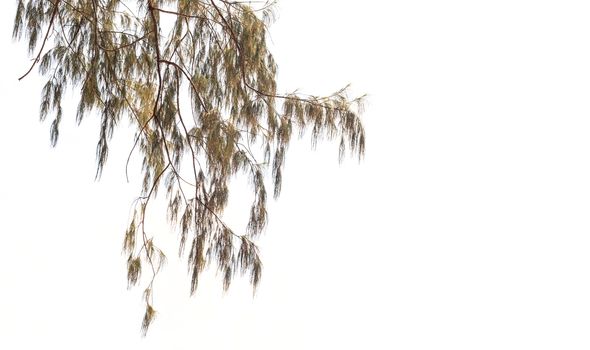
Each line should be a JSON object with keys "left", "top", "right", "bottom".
{"left": 14, "top": 0, "right": 365, "bottom": 333}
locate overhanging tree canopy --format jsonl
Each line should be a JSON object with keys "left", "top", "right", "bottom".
{"left": 13, "top": 0, "right": 365, "bottom": 333}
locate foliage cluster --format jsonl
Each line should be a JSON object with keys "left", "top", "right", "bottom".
{"left": 14, "top": 0, "right": 365, "bottom": 333}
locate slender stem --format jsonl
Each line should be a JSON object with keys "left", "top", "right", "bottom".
{"left": 19, "top": 0, "right": 61, "bottom": 81}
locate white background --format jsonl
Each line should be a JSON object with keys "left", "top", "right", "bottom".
{"left": 2, "top": 0, "right": 590, "bottom": 349}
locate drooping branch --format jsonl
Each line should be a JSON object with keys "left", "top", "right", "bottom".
{"left": 14, "top": 0, "right": 365, "bottom": 335}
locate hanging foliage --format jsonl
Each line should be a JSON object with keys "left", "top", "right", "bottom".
{"left": 13, "top": 0, "right": 365, "bottom": 333}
